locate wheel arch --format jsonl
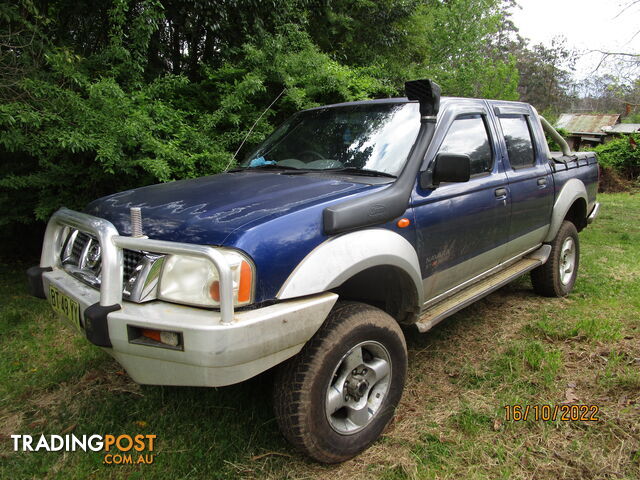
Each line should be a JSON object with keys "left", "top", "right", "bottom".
{"left": 544, "top": 178, "right": 588, "bottom": 242}
{"left": 563, "top": 197, "right": 588, "bottom": 232}
{"left": 332, "top": 265, "right": 421, "bottom": 324}
{"left": 277, "top": 229, "right": 424, "bottom": 322}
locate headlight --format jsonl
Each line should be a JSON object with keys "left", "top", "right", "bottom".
{"left": 158, "top": 249, "right": 254, "bottom": 308}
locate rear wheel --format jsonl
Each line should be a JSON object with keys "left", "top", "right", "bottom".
{"left": 531, "top": 220, "right": 580, "bottom": 297}
{"left": 272, "top": 301, "right": 407, "bottom": 463}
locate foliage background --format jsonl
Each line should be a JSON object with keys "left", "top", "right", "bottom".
{"left": 595, "top": 133, "right": 640, "bottom": 186}
{"left": 0, "top": 0, "right": 518, "bottom": 234}
{"left": 0, "top": 0, "right": 637, "bottom": 253}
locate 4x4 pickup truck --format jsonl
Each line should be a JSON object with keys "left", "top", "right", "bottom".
{"left": 27, "top": 80, "right": 599, "bottom": 463}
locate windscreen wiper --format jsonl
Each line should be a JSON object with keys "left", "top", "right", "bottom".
{"left": 326, "top": 168, "right": 397, "bottom": 178}
{"left": 227, "top": 164, "right": 305, "bottom": 173}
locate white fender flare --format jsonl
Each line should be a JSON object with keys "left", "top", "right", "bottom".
{"left": 545, "top": 178, "right": 588, "bottom": 242}
{"left": 277, "top": 229, "right": 424, "bottom": 305}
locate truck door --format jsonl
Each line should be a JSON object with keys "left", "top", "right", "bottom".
{"left": 411, "top": 103, "right": 510, "bottom": 302}
{"left": 492, "top": 105, "right": 553, "bottom": 260}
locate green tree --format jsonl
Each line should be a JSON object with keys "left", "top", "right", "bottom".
{"left": 0, "top": 0, "right": 521, "bottom": 246}
{"left": 511, "top": 38, "right": 576, "bottom": 114}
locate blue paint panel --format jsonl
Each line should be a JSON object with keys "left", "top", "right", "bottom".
{"left": 411, "top": 171, "right": 510, "bottom": 298}
{"left": 80, "top": 96, "right": 599, "bottom": 308}
{"left": 488, "top": 104, "right": 554, "bottom": 251}
{"left": 503, "top": 167, "right": 553, "bottom": 236}
{"left": 85, "top": 171, "right": 384, "bottom": 302}
{"left": 85, "top": 172, "right": 379, "bottom": 243}
{"left": 552, "top": 159, "right": 599, "bottom": 206}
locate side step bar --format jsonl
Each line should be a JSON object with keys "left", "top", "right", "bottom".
{"left": 416, "top": 245, "right": 551, "bottom": 333}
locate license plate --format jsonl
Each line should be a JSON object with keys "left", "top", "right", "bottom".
{"left": 49, "top": 285, "right": 81, "bottom": 331}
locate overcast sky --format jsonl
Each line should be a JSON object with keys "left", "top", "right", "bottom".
{"left": 510, "top": 0, "right": 640, "bottom": 79}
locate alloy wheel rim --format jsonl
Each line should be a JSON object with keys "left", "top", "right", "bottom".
{"left": 559, "top": 237, "right": 576, "bottom": 285}
{"left": 325, "top": 341, "right": 392, "bottom": 435}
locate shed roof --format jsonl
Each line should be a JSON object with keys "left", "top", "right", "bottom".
{"left": 556, "top": 113, "right": 620, "bottom": 134}
{"left": 606, "top": 123, "right": 640, "bottom": 134}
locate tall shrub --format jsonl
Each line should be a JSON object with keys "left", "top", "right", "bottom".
{"left": 0, "top": 24, "right": 390, "bottom": 226}
{"left": 595, "top": 134, "right": 640, "bottom": 181}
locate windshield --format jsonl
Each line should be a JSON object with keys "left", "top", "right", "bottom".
{"left": 241, "top": 102, "right": 421, "bottom": 176}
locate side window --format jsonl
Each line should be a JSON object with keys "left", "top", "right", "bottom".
{"left": 438, "top": 115, "right": 493, "bottom": 176}
{"left": 499, "top": 116, "right": 536, "bottom": 169}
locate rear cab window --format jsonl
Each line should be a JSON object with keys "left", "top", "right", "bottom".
{"left": 499, "top": 115, "right": 537, "bottom": 169}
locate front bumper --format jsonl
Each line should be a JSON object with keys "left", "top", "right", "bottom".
{"left": 37, "top": 268, "right": 337, "bottom": 386}
{"left": 30, "top": 207, "right": 338, "bottom": 387}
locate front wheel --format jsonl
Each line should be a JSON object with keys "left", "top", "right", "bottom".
{"left": 531, "top": 220, "right": 580, "bottom": 297}
{"left": 272, "top": 301, "right": 407, "bottom": 463}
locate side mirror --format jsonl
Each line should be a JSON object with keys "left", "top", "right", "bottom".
{"left": 420, "top": 153, "right": 471, "bottom": 188}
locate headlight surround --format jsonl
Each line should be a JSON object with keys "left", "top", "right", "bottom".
{"left": 158, "top": 249, "right": 254, "bottom": 308}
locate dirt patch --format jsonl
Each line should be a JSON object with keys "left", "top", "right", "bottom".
{"left": 0, "top": 412, "right": 24, "bottom": 437}
{"left": 0, "top": 412, "right": 24, "bottom": 455}
{"left": 599, "top": 167, "right": 638, "bottom": 193}
{"left": 17, "top": 364, "right": 143, "bottom": 437}
{"left": 30, "top": 365, "right": 142, "bottom": 410}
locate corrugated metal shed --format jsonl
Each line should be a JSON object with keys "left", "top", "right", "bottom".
{"left": 607, "top": 123, "right": 640, "bottom": 134}
{"left": 556, "top": 113, "right": 620, "bottom": 134}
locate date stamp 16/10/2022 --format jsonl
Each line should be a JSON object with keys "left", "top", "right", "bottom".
{"left": 504, "top": 404, "right": 600, "bottom": 422}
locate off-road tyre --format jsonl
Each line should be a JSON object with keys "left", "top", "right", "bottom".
{"left": 531, "top": 220, "right": 580, "bottom": 297}
{"left": 272, "top": 301, "right": 407, "bottom": 463}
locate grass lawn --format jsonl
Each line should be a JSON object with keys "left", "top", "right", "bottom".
{"left": 1, "top": 192, "right": 638, "bottom": 479}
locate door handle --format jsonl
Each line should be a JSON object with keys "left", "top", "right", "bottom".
{"left": 495, "top": 188, "right": 507, "bottom": 198}
{"left": 537, "top": 177, "right": 547, "bottom": 186}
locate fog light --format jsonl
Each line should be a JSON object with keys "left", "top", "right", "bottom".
{"left": 141, "top": 328, "right": 179, "bottom": 347}
{"left": 141, "top": 328, "right": 161, "bottom": 342}
{"left": 130, "top": 326, "right": 183, "bottom": 350}
{"left": 159, "top": 331, "right": 179, "bottom": 347}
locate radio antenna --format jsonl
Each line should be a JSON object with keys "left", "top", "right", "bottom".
{"left": 224, "top": 87, "right": 287, "bottom": 171}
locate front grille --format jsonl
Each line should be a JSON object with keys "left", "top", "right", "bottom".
{"left": 124, "top": 250, "right": 145, "bottom": 280}
{"left": 69, "top": 231, "right": 91, "bottom": 264}
{"left": 62, "top": 231, "right": 101, "bottom": 276}
{"left": 61, "top": 229, "right": 144, "bottom": 287}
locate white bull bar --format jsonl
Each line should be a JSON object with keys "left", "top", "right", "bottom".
{"left": 40, "top": 207, "right": 236, "bottom": 324}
